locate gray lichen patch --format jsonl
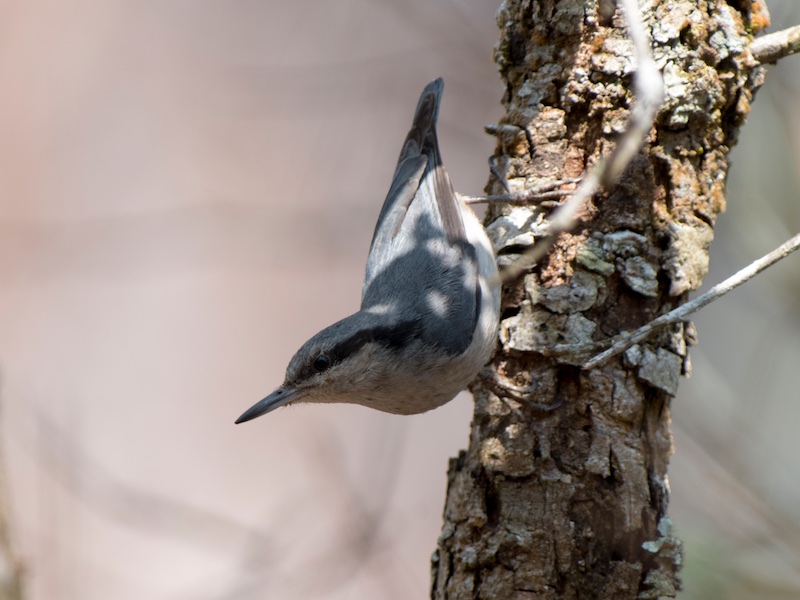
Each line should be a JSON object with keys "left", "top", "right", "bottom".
{"left": 637, "top": 348, "right": 682, "bottom": 395}
{"left": 662, "top": 220, "right": 714, "bottom": 296}
{"left": 602, "top": 230, "right": 649, "bottom": 256}
{"left": 620, "top": 256, "right": 659, "bottom": 297}
{"left": 486, "top": 206, "right": 550, "bottom": 256}
{"left": 651, "top": 1, "right": 699, "bottom": 45}
{"left": 500, "top": 302, "right": 596, "bottom": 354}
{"left": 576, "top": 237, "right": 616, "bottom": 275}
{"left": 526, "top": 269, "right": 601, "bottom": 313}
{"left": 640, "top": 517, "right": 684, "bottom": 599}
{"left": 601, "top": 230, "right": 662, "bottom": 297}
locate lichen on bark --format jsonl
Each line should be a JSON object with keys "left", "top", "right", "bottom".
{"left": 431, "top": 1, "right": 767, "bottom": 598}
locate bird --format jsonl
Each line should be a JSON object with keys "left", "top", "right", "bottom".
{"left": 235, "top": 78, "right": 500, "bottom": 423}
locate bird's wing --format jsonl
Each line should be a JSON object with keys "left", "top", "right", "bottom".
{"left": 360, "top": 79, "right": 481, "bottom": 355}
{"left": 363, "top": 78, "right": 470, "bottom": 291}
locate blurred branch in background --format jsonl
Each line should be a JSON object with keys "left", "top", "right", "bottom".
{"left": 15, "top": 406, "right": 418, "bottom": 600}
{"left": 0, "top": 387, "right": 25, "bottom": 600}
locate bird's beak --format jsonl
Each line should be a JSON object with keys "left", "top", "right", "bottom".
{"left": 235, "top": 386, "right": 299, "bottom": 424}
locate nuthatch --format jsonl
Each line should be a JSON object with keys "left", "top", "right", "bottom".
{"left": 236, "top": 78, "right": 501, "bottom": 423}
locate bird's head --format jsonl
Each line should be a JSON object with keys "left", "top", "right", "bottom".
{"left": 235, "top": 311, "right": 421, "bottom": 423}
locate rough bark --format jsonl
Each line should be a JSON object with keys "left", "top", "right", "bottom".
{"left": 431, "top": 1, "right": 767, "bottom": 598}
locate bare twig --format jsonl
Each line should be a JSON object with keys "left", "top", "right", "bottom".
{"left": 460, "top": 177, "right": 581, "bottom": 205}
{"left": 487, "top": 156, "right": 512, "bottom": 193}
{"left": 582, "top": 232, "right": 800, "bottom": 369}
{"left": 496, "top": 0, "right": 664, "bottom": 283}
{"left": 751, "top": 25, "right": 800, "bottom": 64}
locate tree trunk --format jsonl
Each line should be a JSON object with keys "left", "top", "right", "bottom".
{"left": 431, "top": 1, "right": 767, "bottom": 598}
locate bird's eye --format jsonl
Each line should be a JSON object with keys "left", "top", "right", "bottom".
{"left": 313, "top": 353, "right": 332, "bottom": 373}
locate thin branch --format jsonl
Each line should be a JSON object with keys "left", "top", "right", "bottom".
{"left": 496, "top": 0, "right": 664, "bottom": 283}
{"left": 0, "top": 393, "right": 25, "bottom": 599}
{"left": 582, "top": 232, "right": 800, "bottom": 369}
{"left": 751, "top": 25, "right": 800, "bottom": 64}
{"left": 460, "top": 178, "right": 581, "bottom": 205}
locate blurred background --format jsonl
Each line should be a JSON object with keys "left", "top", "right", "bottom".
{"left": 0, "top": 1, "right": 798, "bottom": 598}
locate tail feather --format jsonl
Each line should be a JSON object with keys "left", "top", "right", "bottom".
{"left": 363, "top": 78, "right": 470, "bottom": 296}
{"left": 396, "top": 78, "right": 444, "bottom": 167}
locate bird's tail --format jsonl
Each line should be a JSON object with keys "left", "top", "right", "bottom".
{"left": 397, "top": 78, "right": 444, "bottom": 166}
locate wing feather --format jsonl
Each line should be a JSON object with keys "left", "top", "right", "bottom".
{"left": 361, "top": 79, "right": 481, "bottom": 355}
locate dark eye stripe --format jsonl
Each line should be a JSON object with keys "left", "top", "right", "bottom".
{"left": 294, "top": 320, "right": 425, "bottom": 383}
{"left": 327, "top": 320, "right": 422, "bottom": 363}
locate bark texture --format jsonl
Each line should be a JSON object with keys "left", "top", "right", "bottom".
{"left": 431, "top": 1, "right": 767, "bottom": 598}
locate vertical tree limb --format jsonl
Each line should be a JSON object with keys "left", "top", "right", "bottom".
{"left": 431, "top": 1, "right": 767, "bottom": 597}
